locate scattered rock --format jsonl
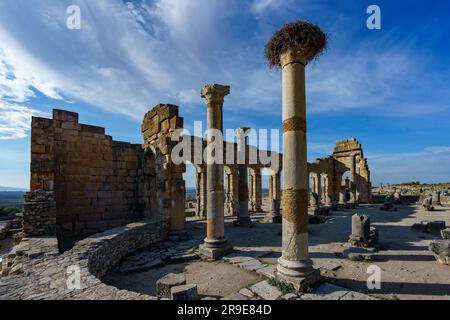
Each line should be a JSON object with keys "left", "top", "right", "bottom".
{"left": 428, "top": 221, "right": 446, "bottom": 235}
{"left": 343, "top": 247, "right": 376, "bottom": 262}
{"left": 429, "top": 240, "right": 450, "bottom": 265}
{"left": 156, "top": 273, "right": 187, "bottom": 298}
{"left": 441, "top": 228, "right": 450, "bottom": 239}
{"left": 281, "top": 293, "right": 298, "bottom": 300}
{"left": 171, "top": 284, "right": 198, "bottom": 300}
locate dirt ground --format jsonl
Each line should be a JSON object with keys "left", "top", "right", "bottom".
{"left": 104, "top": 260, "right": 261, "bottom": 298}
{"left": 106, "top": 198, "right": 450, "bottom": 300}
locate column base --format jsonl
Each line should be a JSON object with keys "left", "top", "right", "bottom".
{"left": 233, "top": 217, "right": 253, "bottom": 227}
{"left": 276, "top": 267, "right": 321, "bottom": 292}
{"left": 346, "top": 202, "right": 357, "bottom": 209}
{"left": 199, "top": 241, "right": 233, "bottom": 261}
{"left": 263, "top": 213, "right": 282, "bottom": 223}
{"left": 276, "top": 257, "right": 321, "bottom": 292}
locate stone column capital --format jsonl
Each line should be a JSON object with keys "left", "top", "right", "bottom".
{"left": 200, "top": 84, "right": 230, "bottom": 105}
{"left": 236, "top": 127, "right": 251, "bottom": 134}
{"left": 280, "top": 48, "right": 309, "bottom": 68}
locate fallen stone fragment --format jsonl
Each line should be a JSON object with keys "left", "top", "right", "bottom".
{"left": 157, "top": 273, "right": 187, "bottom": 298}
{"left": 343, "top": 247, "right": 376, "bottom": 262}
{"left": 428, "top": 221, "right": 446, "bottom": 235}
{"left": 429, "top": 240, "right": 450, "bottom": 265}
{"left": 281, "top": 293, "right": 298, "bottom": 300}
{"left": 249, "top": 281, "right": 282, "bottom": 300}
{"left": 441, "top": 228, "right": 450, "bottom": 239}
{"left": 171, "top": 284, "right": 198, "bottom": 300}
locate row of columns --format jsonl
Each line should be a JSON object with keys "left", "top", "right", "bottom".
{"left": 197, "top": 83, "right": 282, "bottom": 260}
{"left": 196, "top": 51, "right": 318, "bottom": 287}
{"left": 310, "top": 172, "right": 333, "bottom": 206}
{"left": 196, "top": 166, "right": 279, "bottom": 218}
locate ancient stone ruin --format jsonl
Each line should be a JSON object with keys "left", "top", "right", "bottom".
{"left": 1, "top": 19, "right": 449, "bottom": 302}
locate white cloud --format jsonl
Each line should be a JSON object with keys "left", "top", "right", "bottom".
{"left": 0, "top": 102, "right": 48, "bottom": 140}
{"left": 250, "top": 0, "right": 286, "bottom": 15}
{"left": 369, "top": 147, "right": 450, "bottom": 185}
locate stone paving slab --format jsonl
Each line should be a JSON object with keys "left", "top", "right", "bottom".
{"left": 300, "top": 283, "right": 350, "bottom": 300}
{"left": 248, "top": 281, "right": 283, "bottom": 300}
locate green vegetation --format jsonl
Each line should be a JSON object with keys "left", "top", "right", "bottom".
{"left": 0, "top": 207, "right": 21, "bottom": 217}
{"left": 268, "top": 277, "right": 296, "bottom": 295}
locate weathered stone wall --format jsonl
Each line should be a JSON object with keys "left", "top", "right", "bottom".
{"left": 30, "top": 110, "right": 158, "bottom": 249}
{"left": 22, "top": 190, "right": 56, "bottom": 237}
{"left": 0, "top": 221, "right": 163, "bottom": 299}
{"left": 332, "top": 139, "right": 372, "bottom": 203}
{"left": 141, "top": 104, "right": 186, "bottom": 234}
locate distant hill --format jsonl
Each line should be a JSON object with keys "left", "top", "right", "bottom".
{"left": 0, "top": 186, "right": 28, "bottom": 192}
{"left": 0, "top": 191, "right": 25, "bottom": 208}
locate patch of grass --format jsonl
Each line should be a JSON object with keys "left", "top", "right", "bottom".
{"left": 0, "top": 207, "right": 21, "bottom": 217}
{"left": 268, "top": 278, "right": 296, "bottom": 295}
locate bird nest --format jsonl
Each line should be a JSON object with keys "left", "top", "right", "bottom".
{"left": 265, "top": 20, "right": 328, "bottom": 68}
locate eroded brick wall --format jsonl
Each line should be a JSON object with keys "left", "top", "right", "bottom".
{"left": 141, "top": 104, "right": 186, "bottom": 234}
{"left": 30, "top": 110, "right": 157, "bottom": 249}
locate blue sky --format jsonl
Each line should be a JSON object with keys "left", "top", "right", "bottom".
{"left": 0, "top": 0, "right": 449, "bottom": 189}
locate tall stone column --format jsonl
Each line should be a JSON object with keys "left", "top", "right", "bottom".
{"left": 265, "top": 21, "right": 326, "bottom": 290}
{"left": 349, "top": 155, "right": 357, "bottom": 204}
{"left": 253, "top": 168, "right": 263, "bottom": 212}
{"left": 235, "top": 128, "right": 252, "bottom": 226}
{"left": 229, "top": 168, "right": 239, "bottom": 216}
{"left": 195, "top": 170, "right": 201, "bottom": 216}
{"left": 249, "top": 175, "right": 255, "bottom": 211}
{"left": 324, "top": 175, "right": 332, "bottom": 206}
{"left": 199, "top": 84, "right": 233, "bottom": 260}
{"left": 195, "top": 166, "right": 207, "bottom": 218}
{"left": 311, "top": 173, "right": 317, "bottom": 194}
{"left": 316, "top": 174, "right": 322, "bottom": 205}
{"left": 266, "top": 173, "right": 282, "bottom": 223}
{"left": 225, "top": 170, "right": 238, "bottom": 216}
{"left": 338, "top": 189, "right": 347, "bottom": 208}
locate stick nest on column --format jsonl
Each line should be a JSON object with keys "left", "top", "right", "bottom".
{"left": 265, "top": 20, "right": 328, "bottom": 68}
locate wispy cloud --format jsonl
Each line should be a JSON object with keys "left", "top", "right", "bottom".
{"left": 0, "top": 102, "right": 48, "bottom": 140}
{"left": 369, "top": 146, "right": 450, "bottom": 185}
{"left": 250, "top": 0, "right": 287, "bottom": 15}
